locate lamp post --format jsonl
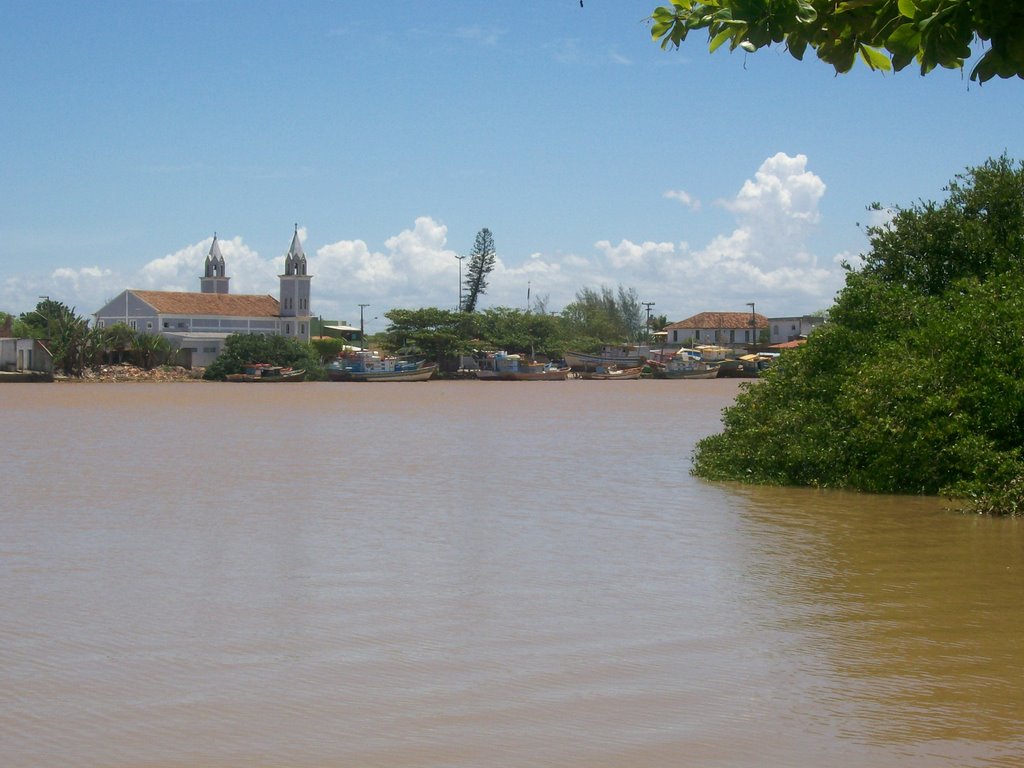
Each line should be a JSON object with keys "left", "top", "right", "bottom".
{"left": 358, "top": 303, "right": 370, "bottom": 351}
{"left": 455, "top": 254, "right": 466, "bottom": 311}
{"left": 642, "top": 301, "right": 655, "bottom": 343}
{"left": 747, "top": 302, "right": 756, "bottom": 347}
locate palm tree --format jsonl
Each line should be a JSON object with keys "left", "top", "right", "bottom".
{"left": 103, "top": 323, "right": 135, "bottom": 364}
{"left": 133, "top": 332, "right": 171, "bottom": 370}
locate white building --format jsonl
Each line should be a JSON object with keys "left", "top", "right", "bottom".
{"left": 94, "top": 228, "right": 313, "bottom": 367}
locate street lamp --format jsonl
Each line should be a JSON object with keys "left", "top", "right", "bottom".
{"left": 642, "top": 301, "right": 655, "bottom": 343}
{"left": 747, "top": 302, "right": 756, "bottom": 347}
{"left": 358, "top": 303, "right": 370, "bottom": 351}
{"left": 455, "top": 254, "right": 466, "bottom": 311}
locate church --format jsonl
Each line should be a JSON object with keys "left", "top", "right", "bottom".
{"left": 93, "top": 227, "right": 312, "bottom": 368}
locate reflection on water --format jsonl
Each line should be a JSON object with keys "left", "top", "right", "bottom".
{"left": 1, "top": 381, "right": 1022, "bottom": 767}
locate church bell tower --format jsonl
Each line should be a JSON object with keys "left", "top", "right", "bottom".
{"left": 200, "top": 234, "right": 230, "bottom": 294}
{"left": 279, "top": 225, "right": 312, "bottom": 342}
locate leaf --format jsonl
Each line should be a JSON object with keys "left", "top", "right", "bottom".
{"left": 859, "top": 44, "right": 893, "bottom": 71}
{"left": 897, "top": 0, "right": 918, "bottom": 19}
{"left": 709, "top": 28, "right": 734, "bottom": 52}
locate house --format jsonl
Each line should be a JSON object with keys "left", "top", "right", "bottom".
{"left": 93, "top": 228, "right": 313, "bottom": 368}
{"left": 0, "top": 338, "right": 54, "bottom": 381}
{"left": 663, "top": 311, "right": 769, "bottom": 350}
{"left": 768, "top": 315, "right": 825, "bottom": 344}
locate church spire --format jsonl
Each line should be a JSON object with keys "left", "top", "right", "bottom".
{"left": 200, "top": 233, "right": 230, "bottom": 294}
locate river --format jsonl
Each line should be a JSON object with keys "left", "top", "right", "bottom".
{"left": 1, "top": 379, "right": 1021, "bottom": 767}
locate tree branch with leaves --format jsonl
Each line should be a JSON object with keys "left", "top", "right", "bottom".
{"left": 650, "top": 0, "right": 1024, "bottom": 82}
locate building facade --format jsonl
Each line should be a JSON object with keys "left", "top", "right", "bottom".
{"left": 767, "top": 315, "right": 825, "bottom": 344}
{"left": 93, "top": 228, "right": 313, "bottom": 368}
{"left": 663, "top": 311, "right": 769, "bottom": 349}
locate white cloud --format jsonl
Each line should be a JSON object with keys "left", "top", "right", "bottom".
{"left": 14, "top": 154, "right": 849, "bottom": 330}
{"left": 664, "top": 189, "right": 701, "bottom": 211}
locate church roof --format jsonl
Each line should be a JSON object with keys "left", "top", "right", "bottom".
{"left": 666, "top": 311, "right": 768, "bottom": 330}
{"left": 131, "top": 290, "right": 280, "bottom": 317}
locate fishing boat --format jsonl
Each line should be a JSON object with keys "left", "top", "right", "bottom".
{"left": 648, "top": 348, "right": 719, "bottom": 379}
{"left": 327, "top": 350, "right": 436, "bottom": 382}
{"left": 475, "top": 352, "right": 570, "bottom": 381}
{"left": 579, "top": 365, "right": 644, "bottom": 380}
{"left": 226, "top": 364, "right": 305, "bottom": 382}
{"left": 563, "top": 345, "right": 646, "bottom": 372}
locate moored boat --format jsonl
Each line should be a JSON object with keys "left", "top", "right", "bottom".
{"left": 226, "top": 364, "right": 305, "bottom": 382}
{"left": 563, "top": 345, "right": 645, "bottom": 372}
{"left": 579, "top": 365, "right": 644, "bottom": 380}
{"left": 648, "top": 348, "right": 719, "bottom": 379}
{"left": 475, "top": 352, "right": 570, "bottom": 381}
{"left": 327, "top": 351, "right": 436, "bottom": 382}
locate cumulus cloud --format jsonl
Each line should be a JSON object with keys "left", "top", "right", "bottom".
{"left": 590, "top": 152, "right": 845, "bottom": 319}
{"left": 16, "top": 154, "right": 848, "bottom": 329}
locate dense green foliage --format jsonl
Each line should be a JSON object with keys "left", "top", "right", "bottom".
{"left": 462, "top": 228, "right": 496, "bottom": 313}
{"left": 203, "top": 334, "right": 325, "bottom": 380}
{"left": 650, "top": 0, "right": 1024, "bottom": 82}
{"left": 381, "top": 284, "right": 646, "bottom": 369}
{"left": 692, "top": 156, "right": 1024, "bottom": 515}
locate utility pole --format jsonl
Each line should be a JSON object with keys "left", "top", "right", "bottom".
{"left": 358, "top": 303, "right": 370, "bottom": 351}
{"left": 455, "top": 254, "right": 466, "bottom": 311}
{"left": 642, "top": 301, "right": 655, "bottom": 343}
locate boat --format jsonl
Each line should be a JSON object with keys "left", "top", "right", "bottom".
{"left": 648, "top": 348, "right": 720, "bottom": 379}
{"left": 579, "top": 365, "right": 644, "bottom": 380}
{"left": 563, "top": 345, "right": 646, "bottom": 372}
{"left": 716, "top": 357, "right": 761, "bottom": 378}
{"left": 226, "top": 363, "right": 305, "bottom": 382}
{"left": 475, "top": 352, "right": 570, "bottom": 381}
{"left": 327, "top": 351, "right": 436, "bottom": 382}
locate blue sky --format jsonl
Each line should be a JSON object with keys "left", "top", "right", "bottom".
{"left": 3, "top": 1, "right": 1022, "bottom": 332}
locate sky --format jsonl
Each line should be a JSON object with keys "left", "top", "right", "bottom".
{"left": 3, "top": 2, "right": 1022, "bottom": 333}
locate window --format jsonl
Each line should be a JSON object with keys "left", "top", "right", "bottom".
{"left": 729, "top": 330, "right": 735, "bottom": 343}
{"left": 129, "top": 320, "right": 137, "bottom": 330}
{"left": 97, "top": 320, "right": 105, "bottom": 329}
{"left": 163, "top": 322, "right": 170, "bottom": 328}
{"left": 146, "top": 321, "right": 153, "bottom": 330}
{"left": 300, "top": 323, "right": 305, "bottom": 334}
{"left": 695, "top": 330, "right": 700, "bottom": 340}
{"left": 203, "top": 347, "right": 217, "bottom": 354}
{"left": 773, "top": 325, "right": 779, "bottom": 335}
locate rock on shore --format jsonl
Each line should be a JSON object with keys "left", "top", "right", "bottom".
{"left": 58, "top": 364, "right": 206, "bottom": 382}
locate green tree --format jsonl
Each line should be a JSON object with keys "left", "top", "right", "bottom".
{"left": 17, "top": 299, "right": 100, "bottom": 376}
{"left": 562, "top": 285, "right": 644, "bottom": 346}
{"left": 691, "top": 156, "right": 1024, "bottom": 515}
{"left": 203, "top": 334, "right": 325, "bottom": 381}
{"left": 382, "top": 308, "right": 477, "bottom": 368}
{"left": 103, "top": 323, "right": 136, "bottom": 364}
{"left": 650, "top": 0, "right": 1024, "bottom": 82}
{"left": 462, "top": 228, "right": 496, "bottom": 313}
{"left": 133, "top": 332, "right": 171, "bottom": 370}
{"left": 310, "top": 336, "right": 348, "bottom": 364}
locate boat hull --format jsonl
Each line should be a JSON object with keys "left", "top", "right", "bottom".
{"left": 579, "top": 366, "right": 644, "bottom": 380}
{"left": 475, "top": 367, "right": 570, "bottom": 381}
{"left": 564, "top": 350, "right": 643, "bottom": 371}
{"left": 329, "top": 364, "right": 436, "bottom": 382}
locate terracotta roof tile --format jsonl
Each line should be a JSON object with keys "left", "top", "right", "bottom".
{"left": 132, "top": 290, "right": 280, "bottom": 317}
{"left": 665, "top": 311, "right": 768, "bottom": 330}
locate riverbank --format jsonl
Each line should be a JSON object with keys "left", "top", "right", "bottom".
{"left": 56, "top": 364, "right": 205, "bottom": 383}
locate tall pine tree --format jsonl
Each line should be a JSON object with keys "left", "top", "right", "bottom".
{"left": 462, "top": 228, "right": 496, "bottom": 313}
